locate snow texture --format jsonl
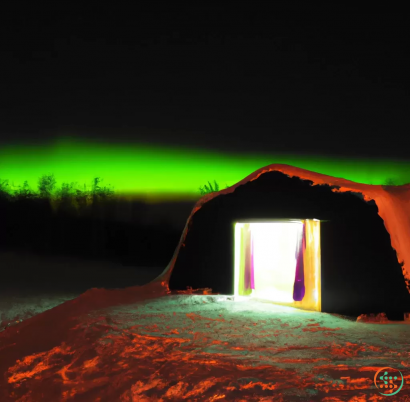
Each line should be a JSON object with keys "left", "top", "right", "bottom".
{"left": 1, "top": 289, "right": 409, "bottom": 400}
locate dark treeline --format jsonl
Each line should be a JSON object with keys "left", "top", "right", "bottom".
{"left": 0, "top": 175, "right": 182, "bottom": 267}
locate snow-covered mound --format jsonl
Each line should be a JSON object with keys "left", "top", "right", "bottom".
{"left": 156, "top": 164, "right": 410, "bottom": 293}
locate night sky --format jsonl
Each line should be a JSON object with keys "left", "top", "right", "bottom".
{"left": 1, "top": 5, "right": 409, "bottom": 160}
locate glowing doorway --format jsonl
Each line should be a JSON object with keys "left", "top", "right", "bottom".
{"left": 234, "top": 220, "right": 321, "bottom": 311}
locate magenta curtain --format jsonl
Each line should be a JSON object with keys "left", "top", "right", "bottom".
{"left": 244, "top": 227, "right": 255, "bottom": 290}
{"left": 250, "top": 230, "right": 255, "bottom": 289}
{"left": 293, "top": 222, "right": 306, "bottom": 301}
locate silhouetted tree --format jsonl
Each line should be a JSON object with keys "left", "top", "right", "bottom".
{"left": 38, "top": 173, "right": 56, "bottom": 198}
{"left": 0, "top": 179, "right": 11, "bottom": 200}
{"left": 13, "top": 180, "right": 35, "bottom": 199}
{"left": 91, "top": 177, "right": 114, "bottom": 201}
{"left": 384, "top": 178, "right": 397, "bottom": 186}
{"left": 199, "top": 180, "right": 229, "bottom": 195}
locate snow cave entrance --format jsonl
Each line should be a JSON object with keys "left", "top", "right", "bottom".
{"left": 234, "top": 219, "right": 321, "bottom": 311}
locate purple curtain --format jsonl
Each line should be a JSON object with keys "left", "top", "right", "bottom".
{"left": 293, "top": 223, "right": 306, "bottom": 301}
{"left": 244, "top": 227, "right": 255, "bottom": 290}
{"left": 250, "top": 230, "right": 255, "bottom": 289}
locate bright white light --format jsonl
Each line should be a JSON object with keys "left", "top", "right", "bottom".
{"left": 234, "top": 223, "right": 244, "bottom": 297}
{"left": 234, "top": 219, "right": 321, "bottom": 311}
{"left": 250, "top": 222, "right": 302, "bottom": 303}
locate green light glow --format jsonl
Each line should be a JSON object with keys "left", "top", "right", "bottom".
{"left": 1, "top": 136, "right": 410, "bottom": 201}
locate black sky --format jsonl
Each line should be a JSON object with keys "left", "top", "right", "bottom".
{"left": 1, "top": 5, "right": 409, "bottom": 159}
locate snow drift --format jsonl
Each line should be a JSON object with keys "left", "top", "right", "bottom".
{"left": 154, "top": 164, "right": 410, "bottom": 295}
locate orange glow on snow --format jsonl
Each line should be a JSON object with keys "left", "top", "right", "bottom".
{"left": 3, "top": 304, "right": 407, "bottom": 400}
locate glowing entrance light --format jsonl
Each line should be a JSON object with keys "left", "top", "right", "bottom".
{"left": 234, "top": 219, "right": 321, "bottom": 311}
{"left": 234, "top": 222, "right": 244, "bottom": 297}
{"left": 250, "top": 222, "right": 302, "bottom": 303}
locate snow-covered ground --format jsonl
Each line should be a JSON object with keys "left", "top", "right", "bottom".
{"left": 1, "top": 283, "right": 410, "bottom": 400}
{"left": 1, "top": 250, "right": 410, "bottom": 400}
{"left": 0, "top": 249, "right": 164, "bottom": 328}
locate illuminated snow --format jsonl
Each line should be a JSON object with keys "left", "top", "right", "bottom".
{"left": 1, "top": 291, "right": 409, "bottom": 400}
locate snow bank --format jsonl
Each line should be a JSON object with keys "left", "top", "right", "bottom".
{"left": 155, "top": 164, "right": 410, "bottom": 293}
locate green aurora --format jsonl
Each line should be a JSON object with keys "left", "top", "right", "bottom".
{"left": 1, "top": 137, "right": 409, "bottom": 202}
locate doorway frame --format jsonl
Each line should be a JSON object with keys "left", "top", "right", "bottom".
{"left": 233, "top": 218, "right": 322, "bottom": 311}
